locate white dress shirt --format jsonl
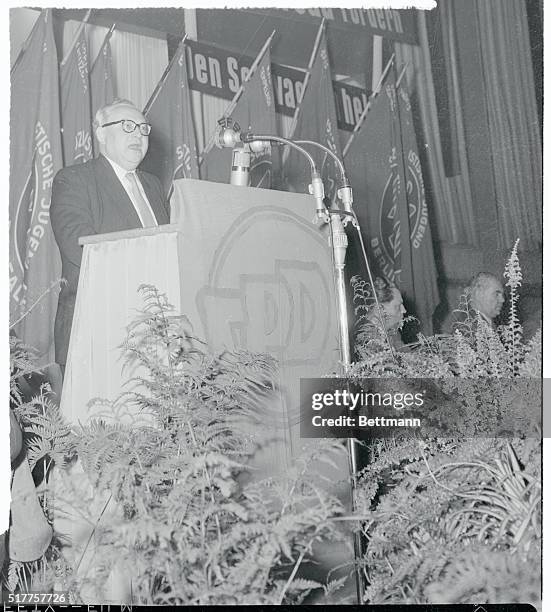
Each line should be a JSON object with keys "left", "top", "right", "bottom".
{"left": 104, "top": 156, "right": 158, "bottom": 228}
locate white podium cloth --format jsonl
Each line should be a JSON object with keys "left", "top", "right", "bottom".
{"left": 61, "top": 228, "right": 182, "bottom": 426}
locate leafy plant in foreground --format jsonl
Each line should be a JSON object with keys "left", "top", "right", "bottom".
{"left": 347, "top": 244, "right": 541, "bottom": 607}
{"left": 27, "top": 285, "right": 347, "bottom": 604}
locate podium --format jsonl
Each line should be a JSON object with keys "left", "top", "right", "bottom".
{"left": 61, "top": 179, "right": 341, "bottom": 468}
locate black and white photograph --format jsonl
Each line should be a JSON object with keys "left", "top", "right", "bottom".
{"left": 6, "top": 2, "right": 544, "bottom": 608}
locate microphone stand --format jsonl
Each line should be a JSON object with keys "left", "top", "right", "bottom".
{"left": 244, "top": 132, "right": 365, "bottom": 603}
{"left": 295, "top": 139, "right": 395, "bottom": 349}
{"left": 286, "top": 139, "right": 369, "bottom": 602}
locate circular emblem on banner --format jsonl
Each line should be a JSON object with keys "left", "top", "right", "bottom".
{"left": 405, "top": 149, "right": 429, "bottom": 249}
{"left": 378, "top": 165, "right": 402, "bottom": 280}
{"left": 377, "top": 149, "right": 429, "bottom": 280}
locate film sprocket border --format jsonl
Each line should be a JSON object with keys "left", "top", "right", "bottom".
{"left": 0, "top": 603, "right": 540, "bottom": 611}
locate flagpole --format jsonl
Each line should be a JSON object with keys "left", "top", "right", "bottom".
{"left": 90, "top": 22, "right": 116, "bottom": 74}
{"left": 199, "top": 30, "right": 276, "bottom": 164}
{"left": 342, "top": 53, "right": 395, "bottom": 158}
{"left": 287, "top": 19, "right": 325, "bottom": 140}
{"left": 60, "top": 9, "right": 92, "bottom": 67}
{"left": 396, "top": 61, "right": 410, "bottom": 88}
{"left": 392, "top": 61, "right": 416, "bottom": 299}
{"left": 143, "top": 33, "right": 188, "bottom": 115}
{"left": 221, "top": 29, "right": 276, "bottom": 120}
{"left": 11, "top": 8, "right": 49, "bottom": 77}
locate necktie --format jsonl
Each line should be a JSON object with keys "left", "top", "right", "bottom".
{"left": 126, "top": 172, "right": 157, "bottom": 227}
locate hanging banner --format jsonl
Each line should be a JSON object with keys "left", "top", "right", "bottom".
{"left": 258, "top": 8, "right": 418, "bottom": 44}
{"left": 200, "top": 37, "right": 278, "bottom": 189}
{"left": 283, "top": 28, "right": 342, "bottom": 199}
{"left": 90, "top": 31, "right": 115, "bottom": 121}
{"left": 90, "top": 30, "right": 115, "bottom": 156}
{"left": 60, "top": 27, "right": 93, "bottom": 166}
{"left": 344, "top": 69, "right": 438, "bottom": 334}
{"left": 271, "top": 64, "right": 305, "bottom": 117}
{"left": 185, "top": 40, "right": 369, "bottom": 132}
{"left": 334, "top": 82, "right": 370, "bottom": 131}
{"left": 10, "top": 9, "right": 63, "bottom": 364}
{"left": 143, "top": 37, "right": 200, "bottom": 198}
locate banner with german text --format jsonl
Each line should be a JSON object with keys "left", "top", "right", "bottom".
{"left": 256, "top": 8, "right": 418, "bottom": 44}
{"left": 10, "top": 9, "right": 63, "bottom": 363}
{"left": 60, "top": 27, "right": 93, "bottom": 165}
{"left": 143, "top": 38, "right": 199, "bottom": 198}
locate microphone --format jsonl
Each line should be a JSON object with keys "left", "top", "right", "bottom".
{"left": 294, "top": 139, "right": 354, "bottom": 221}
{"left": 215, "top": 119, "right": 271, "bottom": 187}
{"left": 230, "top": 145, "right": 251, "bottom": 187}
{"left": 215, "top": 118, "right": 250, "bottom": 186}
{"left": 243, "top": 132, "right": 329, "bottom": 221}
{"left": 216, "top": 117, "right": 241, "bottom": 149}
{"left": 309, "top": 171, "right": 327, "bottom": 220}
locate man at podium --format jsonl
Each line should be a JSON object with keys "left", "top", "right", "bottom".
{"left": 51, "top": 98, "right": 169, "bottom": 375}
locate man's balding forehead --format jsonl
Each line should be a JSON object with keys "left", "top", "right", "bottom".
{"left": 105, "top": 103, "right": 142, "bottom": 118}
{"left": 95, "top": 98, "right": 143, "bottom": 128}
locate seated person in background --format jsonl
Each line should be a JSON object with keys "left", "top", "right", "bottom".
{"left": 467, "top": 272, "right": 505, "bottom": 327}
{"left": 452, "top": 272, "right": 505, "bottom": 335}
{"left": 354, "top": 277, "right": 408, "bottom": 352}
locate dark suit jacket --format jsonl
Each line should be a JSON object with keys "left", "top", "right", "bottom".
{"left": 51, "top": 154, "right": 169, "bottom": 366}
{"left": 450, "top": 306, "right": 496, "bottom": 339}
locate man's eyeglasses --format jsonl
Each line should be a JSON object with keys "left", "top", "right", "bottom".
{"left": 101, "top": 119, "right": 152, "bottom": 136}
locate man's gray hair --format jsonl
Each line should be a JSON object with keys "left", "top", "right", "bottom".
{"left": 468, "top": 272, "right": 501, "bottom": 293}
{"left": 93, "top": 98, "right": 141, "bottom": 131}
